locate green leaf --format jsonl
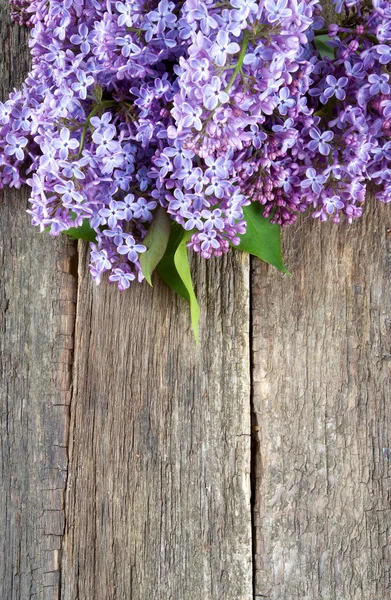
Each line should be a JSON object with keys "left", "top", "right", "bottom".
{"left": 174, "top": 230, "right": 200, "bottom": 344}
{"left": 44, "top": 214, "right": 97, "bottom": 242}
{"left": 156, "top": 223, "right": 190, "bottom": 300}
{"left": 156, "top": 224, "right": 200, "bottom": 342}
{"left": 314, "top": 34, "right": 335, "bottom": 60}
{"left": 139, "top": 207, "right": 171, "bottom": 286}
{"left": 238, "top": 204, "right": 289, "bottom": 274}
{"left": 63, "top": 219, "right": 96, "bottom": 243}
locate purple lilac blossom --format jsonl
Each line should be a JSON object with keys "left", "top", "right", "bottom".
{"left": 3, "top": 0, "right": 391, "bottom": 287}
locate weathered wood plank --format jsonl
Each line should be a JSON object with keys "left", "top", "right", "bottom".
{"left": 0, "top": 172, "right": 76, "bottom": 598}
{"left": 61, "top": 247, "right": 252, "bottom": 599}
{"left": 252, "top": 201, "right": 391, "bottom": 599}
{"left": 0, "top": 5, "right": 77, "bottom": 598}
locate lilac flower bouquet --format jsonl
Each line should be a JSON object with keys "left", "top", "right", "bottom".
{"left": 3, "top": 0, "right": 391, "bottom": 336}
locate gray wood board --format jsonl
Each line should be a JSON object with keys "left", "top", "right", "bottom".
{"left": 0, "top": 5, "right": 77, "bottom": 600}
{"left": 61, "top": 246, "right": 252, "bottom": 600}
{"left": 0, "top": 195, "right": 76, "bottom": 600}
{"left": 2, "top": 0, "right": 391, "bottom": 597}
{"left": 252, "top": 201, "right": 391, "bottom": 599}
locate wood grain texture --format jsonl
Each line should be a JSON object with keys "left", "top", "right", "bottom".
{"left": 0, "top": 195, "right": 76, "bottom": 600}
{"left": 61, "top": 247, "right": 252, "bottom": 600}
{"left": 252, "top": 201, "right": 391, "bottom": 599}
{"left": 0, "top": 5, "right": 77, "bottom": 598}
{"left": 3, "top": 0, "right": 391, "bottom": 596}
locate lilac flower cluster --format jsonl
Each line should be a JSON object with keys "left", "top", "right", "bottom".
{"left": 2, "top": 0, "right": 391, "bottom": 289}
{"left": 8, "top": 0, "right": 33, "bottom": 26}
{"left": 305, "top": 0, "right": 391, "bottom": 219}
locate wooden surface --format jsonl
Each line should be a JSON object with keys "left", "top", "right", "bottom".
{"left": 0, "top": 7, "right": 77, "bottom": 600}
{"left": 252, "top": 202, "right": 391, "bottom": 599}
{"left": 0, "top": 196, "right": 76, "bottom": 600}
{"left": 61, "top": 246, "right": 252, "bottom": 600}
{"left": 1, "top": 1, "right": 391, "bottom": 598}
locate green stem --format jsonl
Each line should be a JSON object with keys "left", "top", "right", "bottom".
{"left": 77, "top": 100, "right": 117, "bottom": 158}
{"left": 225, "top": 28, "right": 250, "bottom": 93}
{"left": 199, "top": 29, "right": 250, "bottom": 136}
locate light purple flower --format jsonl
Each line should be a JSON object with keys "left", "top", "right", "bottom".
{"left": 201, "top": 209, "right": 224, "bottom": 230}
{"left": 109, "top": 268, "right": 135, "bottom": 290}
{"left": 53, "top": 128, "right": 79, "bottom": 160}
{"left": 92, "top": 128, "right": 120, "bottom": 157}
{"left": 198, "top": 230, "right": 220, "bottom": 251}
{"left": 323, "top": 195, "right": 344, "bottom": 214}
{"left": 99, "top": 200, "right": 126, "bottom": 228}
{"left": 54, "top": 180, "right": 84, "bottom": 204}
{"left": 301, "top": 168, "right": 327, "bottom": 194}
{"left": 308, "top": 128, "right": 334, "bottom": 156}
{"left": 278, "top": 87, "right": 296, "bottom": 115}
{"left": 5, "top": 133, "right": 28, "bottom": 161}
{"left": 210, "top": 30, "right": 240, "bottom": 67}
{"left": 117, "top": 235, "right": 146, "bottom": 262}
{"left": 324, "top": 75, "right": 348, "bottom": 101}
{"left": 375, "top": 44, "right": 391, "bottom": 64}
{"left": 179, "top": 103, "right": 203, "bottom": 131}
{"left": 203, "top": 76, "right": 229, "bottom": 111}
{"left": 70, "top": 24, "right": 95, "bottom": 54}
{"left": 127, "top": 197, "right": 157, "bottom": 221}
{"left": 265, "top": 0, "right": 292, "bottom": 22}
{"left": 368, "top": 73, "right": 390, "bottom": 96}
{"left": 72, "top": 70, "right": 95, "bottom": 100}
{"left": 116, "top": 1, "right": 133, "bottom": 27}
